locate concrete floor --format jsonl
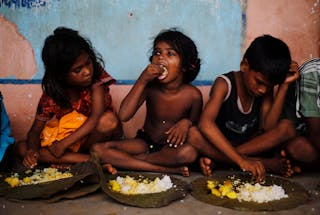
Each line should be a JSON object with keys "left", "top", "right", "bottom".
{"left": 0, "top": 170, "right": 319, "bottom": 215}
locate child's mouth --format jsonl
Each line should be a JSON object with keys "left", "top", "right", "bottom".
{"left": 158, "top": 66, "right": 168, "bottom": 80}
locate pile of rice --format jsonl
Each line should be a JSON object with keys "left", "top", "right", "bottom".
{"left": 207, "top": 178, "right": 289, "bottom": 203}
{"left": 108, "top": 175, "right": 173, "bottom": 195}
{"left": 5, "top": 168, "right": 73, "bottom": 187}
{"left": 236, "top": 182, "right": 288, "bottom": 203}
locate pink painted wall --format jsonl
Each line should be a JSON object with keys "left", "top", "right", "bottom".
{"left": 245, "top": 0, "right": 320, "bottom": 64}
{"left": 0, "top": 0, "right": 319, "bottom": 141}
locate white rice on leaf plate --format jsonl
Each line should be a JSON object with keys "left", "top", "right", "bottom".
{"left": 236, "top": 182, "right": 288, "bottom": 203}
{"left": 0, "top": 162, "right": 97, "bottom": 200}
{"left": 109, "top": 174, "right": 173, "bottom": 195}
{"left": 101, "top": 172, "right": 189, "bottom": 208}
{"left": 191, "top": 172, "right": 309, "bottom": 211}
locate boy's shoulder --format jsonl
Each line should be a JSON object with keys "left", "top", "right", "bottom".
{"left": 210, "top": 71, "right": 235, "bottom": 92}
{"left": 183, "top": 84, "right": 202, "bottom": 97}
{"left": 213, "top": 71, "right": 235, "bottom": 84}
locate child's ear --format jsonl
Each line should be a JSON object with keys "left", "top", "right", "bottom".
{"left": 240, "top": 58, "right": 249, "bottom": 73}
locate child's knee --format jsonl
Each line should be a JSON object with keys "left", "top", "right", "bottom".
{"left": 91, "top": 143, "right": 101, "bottom": 153}
{"left": 176, "top": 146, "right": 198, "bottom": 164}
{"left": 91, "top": 141, "right": 117, "bottom": 153}
{"left": 91, "top": 142, "right": 111, "bottom": 153}
{"left": 287, "top": 136, "right": 318, "bottom": 163}
{"left": 96, "top": 111, "right": 121, "bottom": 133}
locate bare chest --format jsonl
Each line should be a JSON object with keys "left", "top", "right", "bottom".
{"left": 146, "top": 93, "right": 192, "bottom": 123}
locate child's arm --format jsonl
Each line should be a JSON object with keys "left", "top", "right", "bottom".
{"left": 119, "top": 64, "right": 163, "bottom": 122}
{"left": 23, "top": 119, "right": 46, "bottom": 168}
{"left": 49, "top": 84, "right": 107, "bottom": 157}
{"left": 199, "top": 78, "right": 265, "bottom": 181}
{"left": 261, "top": 61, "right": 300, "bottom": 130}
{"left": 166, "top": 87, "right": 203, "bottom": 147}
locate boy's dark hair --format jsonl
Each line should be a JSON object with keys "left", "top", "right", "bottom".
{"left": 149, "top": 28, "right": 201, "bottom": 83}
{"left": 41, "top": 27, "right": 104, "bottom": 108}
{"left": 244, "top": 35, "right": 291, "bottom": 85}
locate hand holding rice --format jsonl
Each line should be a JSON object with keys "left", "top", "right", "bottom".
{"left": 157, "top": 66, "right": 168, "bottom": 80}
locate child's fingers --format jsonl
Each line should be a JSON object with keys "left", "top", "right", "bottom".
{"left": 252, "top": 161, "right": 265, "bottom": 183}
{"left": 175, "top": 134, "right": 187, "bottom": 147}
{"left": 285, "top": 61, "right": 300, "bottom": 83}
{"left": 172, "top": 134, "right": 186, "bottom": 148}
{"left": 167, "top": 135, "right": 178, "bottom": 147}
{"left": 23, "top": 151, "right": 38, "bottom": 167}
{"left": 29, "top": 155, "right": 38, "bottom": 168}
{"left": 22, "top": 159, "right": 30, "bottom": 168}
{"left": 149, "top": 64, "right": 163, "bottom": 75}
{"left": 165, "top": 127, "right": 174, "bottom": 135}
{"left": 290, "top": 61, "right": 299, "bottom": 69}
{"left": 142, "top": 64, "right": 162, "bottom": 81}
{"left": 23, "top": 157, "right": 37, "bottom": 169}
{"left": 165, "top": 128, "right": 175, "bottom": 145}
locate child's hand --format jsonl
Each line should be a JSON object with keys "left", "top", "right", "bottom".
{"left": 48, "top": 140, "right": 66, "bottom": 158}
{"left": 284, "top": 61, "right": 299, "bottom": 84}
{"left": 239, "top": 158, "right": 265, "bottom": 183}
{"left": 140, "top": 64, "right": 164, "bottom": 83}
{"left": 23, "top": 149, "right": 39, "bottom": 168}
{"left": 165, "top": 119, "right": 192, "bottom": 148}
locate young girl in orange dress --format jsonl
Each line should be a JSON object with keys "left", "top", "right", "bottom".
{"left": 17, "top": 27, "right": 122, "bottom": 172}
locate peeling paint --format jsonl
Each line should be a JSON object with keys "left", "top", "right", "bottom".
{"left": 0, "top": 14, "right": 37, "bottom": 79}
{"left": 0, "top": 0, "right": 51, "bottom": 8}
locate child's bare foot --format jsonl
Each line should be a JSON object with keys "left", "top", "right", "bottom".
{"left": 179, "top": 166, "right": 190, "bottom": 177}
{"left": 200, "top": 157, "right": 213, "bottom": 176}
{"left": 51, "top": 164, "right": 72, "bottom": 170}
{"left": 280, "top": 150, "right": 302, "bottom": 174}
{"left": 102, "top": 164, "right": 117, "bottom": 175}
{"left": 260, "top": 157, "right": 293, "bottom": 177}
{"left": 48, "top": 141, "right": 66, "bottom": 158}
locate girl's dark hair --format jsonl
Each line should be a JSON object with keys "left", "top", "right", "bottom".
{"left": 41, "top": 27, "right": 104, "bottom": 108}
{"left": 149, "top": 28, "right": 201, "bottom": 83}
{"left": 244, "top": 35, "right": 291, "bottom": 85}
